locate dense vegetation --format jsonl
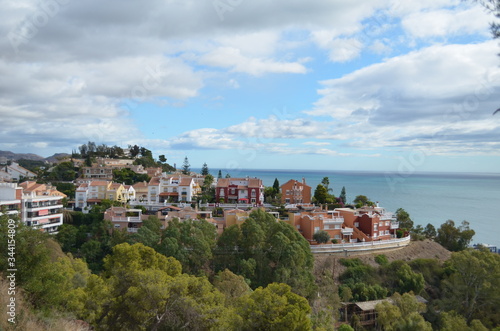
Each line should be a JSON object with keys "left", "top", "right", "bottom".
{"left": 2, "top": 204, "right": 500, "bottom": 330}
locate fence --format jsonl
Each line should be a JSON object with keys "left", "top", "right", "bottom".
{"left": 310, "top": 236, "right": 411, "bottom": 255}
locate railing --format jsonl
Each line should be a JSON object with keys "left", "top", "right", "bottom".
{"left": 324, "top": 217, "right": 344, "bottom": 224}
{"left": 127, "top": 228, "right": 139, "bottom": 233}
{"left": 341, "top": 227, "right": 354, "bottom": 235}
{"left": 310, "top": 236, "right": 411, "bottom": 254}
{"left": 390, "top": 222, "right": 399, "bottom": 229}
{"left": 112, "top": 216, "right": 141, "bottom": 222}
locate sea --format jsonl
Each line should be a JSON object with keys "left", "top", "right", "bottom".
{"left": 201, "top": 168, "right": 500, "bottom": 248}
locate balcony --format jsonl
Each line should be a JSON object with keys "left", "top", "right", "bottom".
{"left": 127, "top": 228, "right": 139, "bottom": 233}
{"left": 112, "top": 216, "right": 141, "bottom": 223}
{"left": 323, "top": 217, "right": 344, "bottom": 224}
{"left": 341, "top": 227, "right": 354, "bottom": 235}
{"left": 390, "top": 221, "right": 399, "bottom": 229}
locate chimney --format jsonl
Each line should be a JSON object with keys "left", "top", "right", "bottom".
{"left": 302, "top": 177, "right": 306, "bottom": 185}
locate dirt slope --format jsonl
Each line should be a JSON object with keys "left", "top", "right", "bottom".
{"left": 314, "top": 239, "right": 452, "bottom": 280}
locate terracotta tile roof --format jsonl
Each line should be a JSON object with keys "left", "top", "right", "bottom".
{"left": 216, "top": 178, "right": 230, "bottom": 187}
{"left": 109, "top": 183, "right": 122, "bottom": 190}
{"left": 89, "top": 181, "right": 110, "bottom": 186}
{"left": 248, "top": 178, "right": 262, "bottom": 187}
{"left": 179, "top": 177, "right": 193, "bottom": 186}
{"left": 133, "top": 181, "right": 148, "bottom": 189}
{"left": 149, "top": 177, "right": 161, "bottom": 185}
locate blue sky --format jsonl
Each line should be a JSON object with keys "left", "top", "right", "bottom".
{"left": 1, "top": 0, "right": 500, "bottom": 173}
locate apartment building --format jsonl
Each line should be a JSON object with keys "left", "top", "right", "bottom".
{"left": 281, "top": 178, "right": 312, "bottom": 204}
{"left": 0, "top": 182, "right": 66, "bottom": 233}
{"left": 148, "top": 175, "right": 201, "bottom": 203}
{"left": 215, "top": 177, "right": 264, "bottom": 205}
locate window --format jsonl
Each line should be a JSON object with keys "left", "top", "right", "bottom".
{"left": 373, "top": 232, "right": 378, "bottom": 237}
{"left": 314, "top": 226, "right": 320, "bottom": 233}
{"left": 374, "top": 223, "right": 378, "bottom": 231}
{"left": 251, "top": 189, "right": 256, "bottom": 197}
{"left": 354, "top": 222, "right": 359, "bottom": 227}
{"left": 334, "top": 224, "right": 341, "bottom": 229}
{"left": 334, "top": 235, "right": 341, "bottom": 239}
{"left": 324, "top": 225, "right": 330, "bottom": 230}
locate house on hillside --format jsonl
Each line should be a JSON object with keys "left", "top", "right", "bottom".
{"left": 3, "top": 162, "right": 37, "bottom": 181}
{"left": 286, "top": 209, "right": 349, "bottom": 243}
{"left": 215, "top": 177, "right": 264, "bottom": 205}
{"left": 280, "top": 178, "right": 311, "bottom": 204}
{"left": 147, "top": 175, "right": 201, "bottom": 204}
{"left": 336, "top": 206, "right": 399, "bottom": 242}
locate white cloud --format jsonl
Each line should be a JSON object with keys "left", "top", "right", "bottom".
{"left": 198, "top": 47, "right": 307, "bottom": 76}
{"left": 401, "top": 6, "right": 491, "bottom": 39}
{"left": 306, "top": 41, "right": 500, "bottom": 155}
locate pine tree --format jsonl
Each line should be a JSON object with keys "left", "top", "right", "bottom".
{"left": 217, "top": 170, "right": 222, "bottom": 179}
{"left": 272, "top": 178, "right": 280, "bottom": 196}
{"left": 340, "top": 186, "right": 347, "bottom": 204}
{"left": 182, "top": 157, "right": 190, "bottom": 175}
{"left": 201, "top": 163, "right": 209, "bottom": 176}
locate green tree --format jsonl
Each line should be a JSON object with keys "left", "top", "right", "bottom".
{"left": 158, "top": 218, "right": 217, "bottom": 275}
{"left": 440, "top": 311, "right": 488, "bottom": 331}
{"left": 236, "top": 283, "right": 312, "bottom": 331}
{"left": 313, "top": 230, "right": 330, "bottom": 244}
{"left": 272, "top": 178, "right": 280, "bottom": 195}
{"left": 353, "top": 195, "right": 373, "bottom": 208}
{"left": 158, "top": 154, "right": 167, "bottom": 163}
{"left": 48, "top": 161, "right": 77, "bottom": 181}
{"left": 435, "top": 220, "right": 475, "bottom": 251}
{"left": 182, "top": 156, "right": 191, "bottom": 175}
{"left": 339, "top": 186, "right": 347, "bottom": 204}
{"left": 441, "top": 249, "right": 500, "bottom": 326}
{"left": 214, "top": 209, "right": 316, "bottom": 298}
{"left": 396, "top": 208, "right": 413, "bottom": 231}
{"left": 213, "top": 269, "right": 251, "bottom": 305}
{"left": 56, "top": 224, "right": 79, "bottom": 253}
{"left": 200, "top": 174, "right": 215, "bottom": 202}
{"left": 112, "top": 167, "right": 149, "bottom": 185}
{"left": 55, "top": 182, "right": 76, "bottom": 198}
{"left": 423, "top": 223, "right": 436, "bottom": 239}
{"left": 218, "top": 169, "right": 222, "bottom": 178}
{"left": 314, "top": 184, "right": 329, "bottom": 204}
{"left": 201, "top": 162, "right": 209, "bottom": 175}
{"left": 321, "top": 176, "right": 331, "bottom": 192}
{"left": 84, "top": 243, "right": 234, "bottom": 330}
{"left": 376, "top": 292, "right": 432, "bottom": 331}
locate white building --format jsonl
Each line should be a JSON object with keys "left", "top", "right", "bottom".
{"left": 148, "top": 175, "right": 201, "bottom": 203}
{"left": 0, "top": 182, "right": 65, "bottom": 233}
{"left": 3, "top": 162, "right": 37, "bottom": 181}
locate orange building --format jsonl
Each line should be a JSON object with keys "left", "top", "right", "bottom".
{"left": 280, "top": 178, "right": 311, "bottom": 204}
{"left": 336, "top": 206, "right": 399, "bottom": 242}
{"left": 286, "top": 210, "right": 351, "bottom": 243}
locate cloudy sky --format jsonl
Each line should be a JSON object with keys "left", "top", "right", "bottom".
{"left": 1, "top": 0, "right": 500, "bottom": 172}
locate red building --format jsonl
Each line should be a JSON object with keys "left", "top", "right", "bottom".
{"left": 280, "top": 178, "right": 312, "bottom": 204}
{"left": 216, "top": 177, "right": 264, "bottom": 205}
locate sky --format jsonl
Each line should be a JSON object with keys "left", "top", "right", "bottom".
{"left": 1, "top": 0, "right": 500, "bottom": 173}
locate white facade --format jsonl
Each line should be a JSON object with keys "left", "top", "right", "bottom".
{"left": 22, "top": 195, "right": 63, "bottom": 234}
{"left": 3, "top": 162, "right": 37, "bottom": 181}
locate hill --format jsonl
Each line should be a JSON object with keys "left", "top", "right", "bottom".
{"left": 0, "top": 150, "right": 70, "bottom": 163}
{"left": 314, "top": 239, "right": 451, "bottom": 280}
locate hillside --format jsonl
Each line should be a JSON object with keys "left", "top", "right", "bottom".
{"left": 0, "top": 150, "right": 70, "bottom": 163}
{"left": 314, "top": 239, "right": 452, "bottom": 280}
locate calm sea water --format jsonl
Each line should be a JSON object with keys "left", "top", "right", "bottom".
{"left": 203, "top": 168, "right": 500, "bottom": 247}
